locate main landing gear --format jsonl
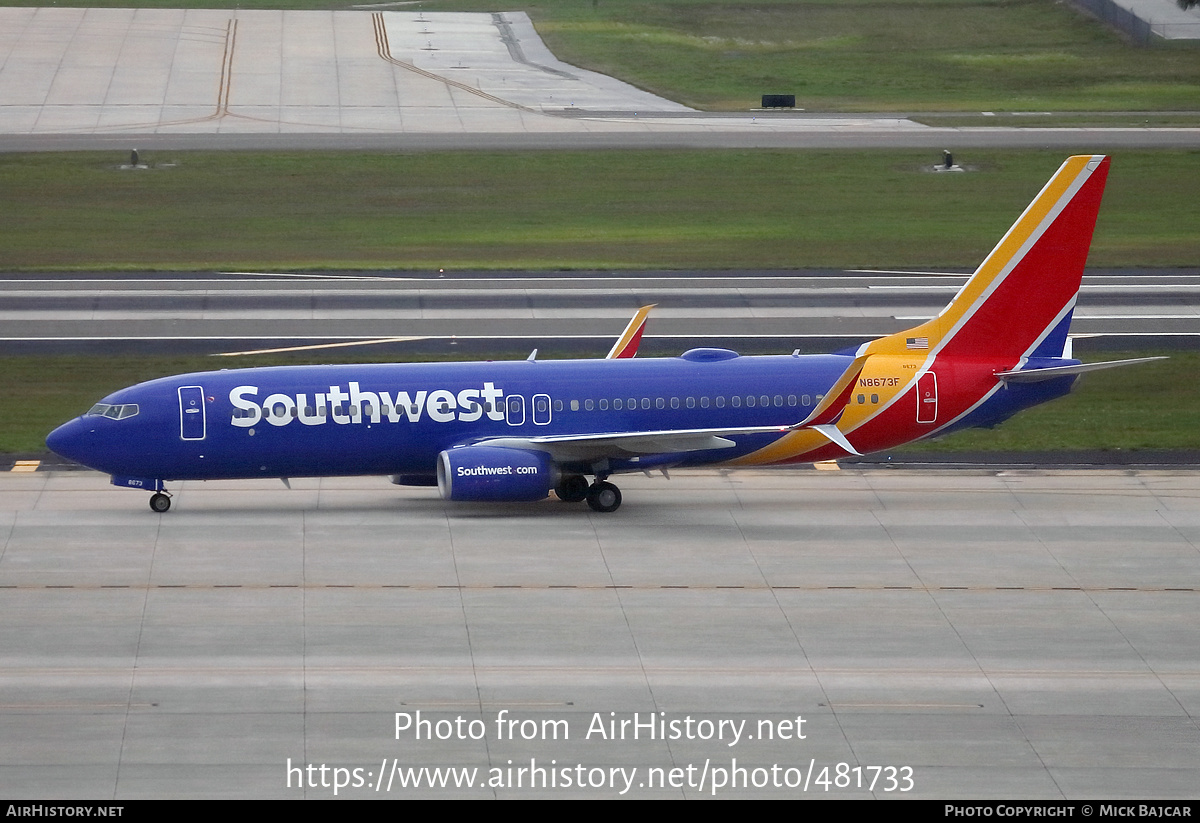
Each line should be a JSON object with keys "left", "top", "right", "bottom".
{"left": 149, "top": 491, "right": 172, "bottom": 513}
{"left": 586, "top": 481, "right": 622, "bottom": 513}
{"left": 555, "top": 475, "right": 622, "bottom": 513}
{"left": 554, "top": 475, "right": 589, "bottom": 503}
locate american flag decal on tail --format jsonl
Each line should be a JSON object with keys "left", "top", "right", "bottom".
{"left": 906, "top": 337, "right": 929, "bottom": 350}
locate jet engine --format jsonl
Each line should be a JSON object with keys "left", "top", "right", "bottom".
{"left": 436, "top": 446, "right": 557, "bottom": 502}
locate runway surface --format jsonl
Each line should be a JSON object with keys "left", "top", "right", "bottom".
{"left": 1, "top": 468, "right": 1197, "bottom": 798}
{"left": 3, "top": 268, "right": 1197, "bottom": 356}
{"left": 0, "top": 7, "right": 1197, "bottom": 150}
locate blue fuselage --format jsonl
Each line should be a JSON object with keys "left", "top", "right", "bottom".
{"left": 48, "top": 353, "right": 859, "bottom": 481}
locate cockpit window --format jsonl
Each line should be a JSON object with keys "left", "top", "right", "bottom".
{"left": 86, "top": 403, "right": 139, "bottom": 420}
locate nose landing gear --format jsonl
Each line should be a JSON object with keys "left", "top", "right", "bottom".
{"left": 149, "top": 491, "right": 172, "bottom": 513}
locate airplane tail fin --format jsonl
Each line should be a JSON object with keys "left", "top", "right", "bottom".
{"left": 863, "top": 155, "right": 1110, "bottom": 362}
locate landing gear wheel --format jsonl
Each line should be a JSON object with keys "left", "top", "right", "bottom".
{"left": 586, "top": 481, "right": 622, "bottom": 513}
{"left": 555, "top": 474, "right": 589, "bottom": 503}
{"left": 149, "top": 492, "right": 171, "bottom": 513}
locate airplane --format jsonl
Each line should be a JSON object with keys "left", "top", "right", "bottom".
{"left": 46, "top": 155, "right": 1161, "bottom": 514}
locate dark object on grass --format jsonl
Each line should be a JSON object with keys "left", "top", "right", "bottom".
{"left": 760, "top": 94, "right": 795, "bottom": 109}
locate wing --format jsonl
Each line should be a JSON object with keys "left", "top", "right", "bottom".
{"left": 481, "top": 426, "right": 776, "bottom": 462}
{"left": 474, "top": 354, "right": 869, "bottom": 463}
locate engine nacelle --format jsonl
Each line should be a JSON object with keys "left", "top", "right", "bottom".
{"left": 436, "top": 446, "right": 557, "bottom": 502}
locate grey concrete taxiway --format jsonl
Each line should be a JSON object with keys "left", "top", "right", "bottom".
{"left": 1, "top": 468, "right": 1197, "bottom": 798}
{"left": 0, "top": 7, "right": 918, "bottom": 138}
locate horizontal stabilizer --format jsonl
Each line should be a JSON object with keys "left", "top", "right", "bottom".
{"left": 996, "top": 356, "right": 1167, "bottom": 383}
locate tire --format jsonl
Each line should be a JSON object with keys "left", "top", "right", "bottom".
{"left": 555, "top": 474, "right": 589, "bottom": 503}
{"left": 149, "top": 492, "right": 171, "bottom": 513}
{"left": 586, "top": 481, "right": 621, "bottom": 513}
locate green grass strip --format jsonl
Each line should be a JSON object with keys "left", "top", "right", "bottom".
{"left": 4, "top": 149, "right": 1200, "bottom": 271}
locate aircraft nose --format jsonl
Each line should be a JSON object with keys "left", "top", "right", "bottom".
{"left": 46, "top": 417, "right": 95, "bottom": 467}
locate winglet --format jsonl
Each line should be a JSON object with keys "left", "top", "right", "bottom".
{"left": 607, "top": 305, "right": 656, "bottom": 359}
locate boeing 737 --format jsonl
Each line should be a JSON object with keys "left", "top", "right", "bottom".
{"left": 46, "top": 155, "right": 1156, "bottom": 513}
